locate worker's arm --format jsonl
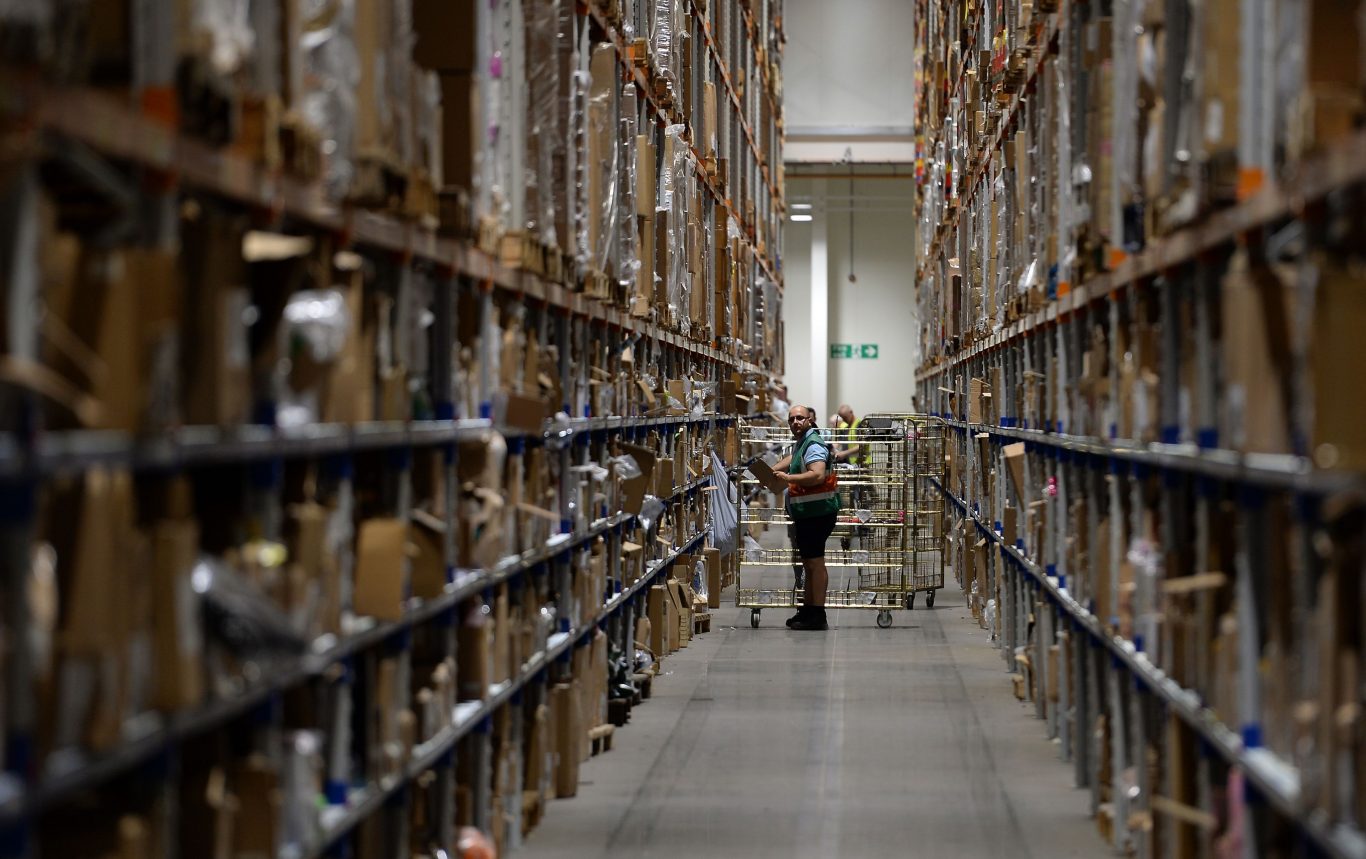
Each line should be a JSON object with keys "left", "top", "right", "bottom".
{"left": 779, "top": 459, "right": 828, "bottom": 488}
{"left": 772, "top": 454, "right": 793, "bottom": 471}
{"left": 834, "top": 444, "right": 860, "bottom": 464}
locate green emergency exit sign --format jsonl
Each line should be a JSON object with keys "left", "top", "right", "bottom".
{"left": 830, "top": 343, "right": 879, "bottom": 359}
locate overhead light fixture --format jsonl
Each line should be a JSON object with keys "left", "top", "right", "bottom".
{"left": 790, "top": 214, "right": 813, "bottom": 222}
{"left": 791, "top": 203, "right": 812, "bottom": 210}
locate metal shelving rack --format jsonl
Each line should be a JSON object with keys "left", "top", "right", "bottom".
{"left": 0, "top": 0, "right": 783, "bottom": 855}
{"left": 913, "top": 0, "right": 1366, "bottom": 855}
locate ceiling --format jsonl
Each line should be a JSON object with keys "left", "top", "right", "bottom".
{"left": 782, "top": 0, "right": 918, "bottom": 163}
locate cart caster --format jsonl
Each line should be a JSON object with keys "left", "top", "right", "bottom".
{"left": 926, "top": 590, "right": 935, "bottom": 608}
{"left": 904, "top": 594, "right": 915, "bottom": 610}
{"left": 750, "top": 609, "right": 761, "bottom": 629}
{"left": 876, "top": 610, "right": 893, "bottom": 629}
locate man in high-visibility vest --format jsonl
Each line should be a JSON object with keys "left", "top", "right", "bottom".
{"left": 772, "top": 404, "right": 840, "bottom": 630}
{"left": 834, "top": 404, "right": 869, "bottom": 467}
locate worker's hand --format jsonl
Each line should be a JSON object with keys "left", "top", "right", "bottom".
{"left": 774, "top": 472, "right": 795, "bottom": 484}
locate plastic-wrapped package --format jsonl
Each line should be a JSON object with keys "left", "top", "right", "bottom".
{"left": 568, "top": 30, "right": 593, "bottom": 266}
{"left": 181, "top": 0, "right": 256, "bottom": 77}
{"left": 281, "top": 730, "right": 324, "bottom": 851}
{"left": 662, "top": 124, "right": 687, "bottom": 332}
{"left": 617, "top": 91, "right": 641, "bottom": 293}
{"left": 194, "top": 554, "right": 309, "bottom": 672}
{"left": 301, "top": 0, "right": 359, "bottom": 201}
{"left": 637, "top": 496, "right": 666, "bottom": 535}
{"left": 691, "top": 558, "right": 707, "bottom": 603}
{"left": 1126, "top": 537, "right": 1162, "bottom": 658}
{"left": 278, "top": 287, "right": 353, "bottom": 428}
{"left": 526, "top": 0, "right": 560, "bottom": 246}
{"left": 611, "top": 453, "right": 644, "bottom": 482}
{"left": 652, "top": 0, "right": 674, "bottom": 85}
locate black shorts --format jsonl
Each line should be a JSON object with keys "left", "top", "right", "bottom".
{"left": 791, "top": 511, "right": 838, "bottom": 560}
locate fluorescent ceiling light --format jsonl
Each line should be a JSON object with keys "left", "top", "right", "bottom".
{"left": 791, "top": 203, "right": 813, "bottom": 210}
{"left": 789, "top": 214, "right": 813, "bottom": 222}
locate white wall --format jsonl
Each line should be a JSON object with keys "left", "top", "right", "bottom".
{"left": 781, "top": 178, "right": 919, "bottom": 421}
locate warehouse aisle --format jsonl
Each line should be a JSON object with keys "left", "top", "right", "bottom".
{"left": 519, "top": 576, "right": 1102, "bottom": 859}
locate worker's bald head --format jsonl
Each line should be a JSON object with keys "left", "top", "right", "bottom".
{"left": 838, "top": 404, "right": 854, "bottom": 423}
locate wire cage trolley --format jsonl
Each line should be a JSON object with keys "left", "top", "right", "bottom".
{"left": 734, "top": 415, "right": 945, "bottom": 628}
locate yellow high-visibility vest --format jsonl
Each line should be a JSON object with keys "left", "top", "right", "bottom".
{"left": 841, "top": 418, "right": 870, "bottom": 466}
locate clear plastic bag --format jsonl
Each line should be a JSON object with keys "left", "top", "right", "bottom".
{"left": 690, "top": 558, "right": 707, "bottom": 602}
{"left": 611, "top": 454, "right": 643, "bottom": 481}
{"left": 637, "top": 496, "right": 666, "bottom": 533}
{"left": 194, "top": 555, "right": 309, "bottom": 662}
{"left": 301, "top": 0, "right": 359, "bottom": 201}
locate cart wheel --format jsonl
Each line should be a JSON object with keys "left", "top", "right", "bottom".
{"left": 750, "top": 609, "right": 761, "bottom": 629}
{"left": 904, "top": 594, "right": 916, "bottom": 610}
{"left": 926, "top": 590, "right": 936, "bottom": 608}
{"left": 876, "top": 610, "right": 893, "bottom": 629}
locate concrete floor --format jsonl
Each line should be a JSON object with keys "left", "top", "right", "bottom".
{"left": 518, "top": 564, "right": 1105, "bottom": 859}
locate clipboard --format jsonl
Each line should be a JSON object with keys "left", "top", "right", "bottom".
{"left": 747, "top": 458, "right": 789, "bottom": 495}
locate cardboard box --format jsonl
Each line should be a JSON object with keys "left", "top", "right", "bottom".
{"left": 413, "top": 0, "right": 478, "bottom": 72}
{"left": 438, "top": 71, "right": 478, "bottom": 191}
{"left": 500, "top": 390, "right": 549, "bottom": 433}
{"left": 182, "top": 212, "right": 252, "bottom": 426}
{"left": 647, "top": 585, "right": 668, "bottom": 657}
{"left": 703, "top": 548, "right": 722, "bottom": 608}
{"left": 409, "top": 509, "right": 447, "bottom": 600}
{"left": 551, "top": 681, "right": 580, "bottom": 797}
{"left": 355, "top": 518, "right": 408, "bottom": 621}
{"left": 457, "top": 599, "right": 492, "bottom": 700}
{"left": 150, "top": 518, "right": 204, "bottom": 711}
{"left": 1311, "top": 256, "right": 1366, "bottom": 469}
{"left": 619, "top": 443, "right": 658, "bottom": 515}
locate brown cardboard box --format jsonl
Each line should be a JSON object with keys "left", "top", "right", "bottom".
{"left": 551, "top": 681, "right": 580, "bottom": 798}
{"left": 182, "top": 213, "right": 252, "bottom": 426}
{"left": 622, "top": 541, "right": 644, "bottom": 586}
{"left": 663, "top": 582, "right": 681, "bottom": 653}
{"left": 1221, "top": 250, "right": 1293, "bottom": 455}
{"left": 1310, "top": 256, "right": 1366, "bottom": 469}
{"left": 150, "top": 518, "right": 203, "bottom": 711}
{"left": 502, "top": 391, "right": 549, "bottom": 433}
{"left": 355, "top": 518, "right": 408, "bottom": 621}
{"left": 233, "top": 758, "right": 282, "bottom": 857}
{"left": 491, "top": 586, "right": 511, "bottom": 685}
{"left": 457, "top": 599, "right": 491, "bottom": 700}
{"left": 704, "top": 548, "right": 722, "bottom": 608}
{"left": 413, "top": 0, "right": 477, "bottom": 72}
{"left": 408, "top": 509, "right": 447, "bottom": 600}
{"left": 647, "top": 585, "right": 668, "bottom": 657}
{"left": 619, "top": 443, "right": 658, "bottom": 515}
{"left": 1003, "top": 442, "right": 1027, "bottom": 503}
{"left": 655, "top": 457, "right": 675, "bottom": 497}
{"left": 438, "top": 72, "right": 478, "bottom": 191}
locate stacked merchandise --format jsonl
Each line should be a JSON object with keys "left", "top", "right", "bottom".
{"left": 0, "top": 1, "right": 781, "bottom": 857}
{"left": 915, "top": 0, "right": 1366, "bottom": 856}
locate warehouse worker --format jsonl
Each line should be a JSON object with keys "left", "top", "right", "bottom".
{"left": 770, "top": 381, "right": 791, "bottom": 424}
{"left": 834, "top": 404, "right": 869, "bottom": 466}
{"left": 772, "top": 404, "right": 840, "bottom": 631}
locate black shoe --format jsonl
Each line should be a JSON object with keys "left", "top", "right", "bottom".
{"left": 785, "top": 607, "right": 808, "bottom": 628}
{"left": 789, "top": 609, "right": 828, "bottom": 631}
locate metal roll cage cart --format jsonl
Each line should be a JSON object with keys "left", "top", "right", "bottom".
{"left": 735, "top": 415, "right": 944, "bottom": 628}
